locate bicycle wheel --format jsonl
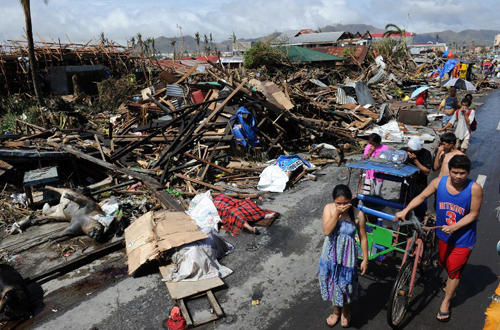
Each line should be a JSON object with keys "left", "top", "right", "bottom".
{"left": 387, "top": 259, "right": 414, "bottom": 328}
{"left": 420, "top": 229, "right": 437, "bottom": 275}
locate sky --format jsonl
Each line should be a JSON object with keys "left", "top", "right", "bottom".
{"left": 0, "top": 0, "right": 498, "bottom": 45}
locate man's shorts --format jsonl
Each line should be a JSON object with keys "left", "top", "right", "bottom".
{"left": 438, "top": 239, "right": 472, "bottom": 279}
{"left": 456, "top": 137, "right": 470, "bottom": 150}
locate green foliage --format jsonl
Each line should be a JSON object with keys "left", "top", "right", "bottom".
{"left": 370, "top": 38, "right": 407, "bottom": 62}
{"left": 341, "top": 46, "right": 355, "bottom": 58}
{"left": 243, "top": 41, "right": 283, "bottom": 70}
{"left": 0, "top": 95, "right": 40, "bottom": 133}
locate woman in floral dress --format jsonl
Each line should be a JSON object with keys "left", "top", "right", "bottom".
{"left": 318, "top": 184, "right": 369, "bottom": 327}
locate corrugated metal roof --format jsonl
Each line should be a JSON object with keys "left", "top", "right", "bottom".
{"left": 166, "top": 85, "right": 184, "bottom": 97}
{"left": 336, "top": 86, "right": 357, "bottom": 105}
{"left": 275, "top": 30, "right": 302, "bottom": 43}
{"left": 291, "top": 32, "right": 344, "bottom": 44}
{"left": 277, "top": 46, "right": 344, "bottom": 62}
{"left": 312, "top": 45, "right": 370, "bottom": 65}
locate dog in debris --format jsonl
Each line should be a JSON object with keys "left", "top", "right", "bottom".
{"left": 0, "top": 265, "right": 30, "bottom": 322}
{"left": 41, "top": 186, "right": 105, "bottom": 241}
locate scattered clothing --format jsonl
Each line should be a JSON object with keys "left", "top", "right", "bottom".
{"left": 231, "top": 106, "right": 259, "bottom": 148}
{"left": 275, "top": 155, "right": 312, "bottom": 172}
{"left": 318, "top": 219, "right": 362, "bottom": 307}
{"left": 213, "top": 195, "right": 274, "bottom": 236}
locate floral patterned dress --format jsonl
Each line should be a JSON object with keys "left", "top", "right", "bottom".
{"left": 318, "top": 219, "right": 361, "bottom": 306}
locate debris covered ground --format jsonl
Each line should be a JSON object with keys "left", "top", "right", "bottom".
{"left": 0, "top": 36, "right": 498, "bottom": 328}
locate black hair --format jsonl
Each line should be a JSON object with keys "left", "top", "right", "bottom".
{"left": 440, "top": 132, "right": 456, "bottom": 144}
{"left": 448, "top": 154, "right": 471, "bottom": 173}
{"left": 464, "top": 93, "right": 473, "bottom": 101}
{"left": 332, "top": 184, "right": 355, "bottom": 222}
{"left": 368, "top": 133, "right": 382, "bottom": 145}
{"left": 461, "top": 98, "right": 471, "bottom": 107}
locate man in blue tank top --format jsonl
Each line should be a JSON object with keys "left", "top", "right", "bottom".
{"left": 394, "top": 155, "right": 482, "bottom": 323}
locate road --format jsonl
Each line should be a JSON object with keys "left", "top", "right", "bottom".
{"left": 30, "top": 89, "right": 500, "bottom": 330}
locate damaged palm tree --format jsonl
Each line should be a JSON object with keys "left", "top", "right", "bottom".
{"left": 19, "top": 0, "right": 47, "bottom": 106}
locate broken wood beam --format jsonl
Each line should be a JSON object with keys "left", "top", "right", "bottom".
{"left": 45, "top": 142, "right": 183, "bottom": 211}
{"left": 183, "top": 152, "right": 233, "bottom": 174}
{"left": 175, "top": 173, "right": 224, "bottom": 192}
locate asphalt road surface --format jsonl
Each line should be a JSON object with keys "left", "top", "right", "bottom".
{"left": 31, "top": 89, "right": 500, "bottom": 330}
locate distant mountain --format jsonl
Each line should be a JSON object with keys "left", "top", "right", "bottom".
{"left": 414, "top": 29, "right": 499, "bottom": 46}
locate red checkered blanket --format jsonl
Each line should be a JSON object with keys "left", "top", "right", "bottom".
{"left": 213, "top": 194, "right": 273, "bottom": 236}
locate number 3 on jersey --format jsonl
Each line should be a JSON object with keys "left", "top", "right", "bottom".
{"left": 446, "top": 211, "right": 456, "bottom": 226}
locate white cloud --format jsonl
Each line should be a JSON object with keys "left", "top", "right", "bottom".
{"left": 0, "top": 0, "right": 361, "bottom": 44}
{"left": 0, "top": 0, "right": 498, "bottom": 45}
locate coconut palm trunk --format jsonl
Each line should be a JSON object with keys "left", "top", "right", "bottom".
{"left": 20, "top": 0, "right": 45, "bottom": 106}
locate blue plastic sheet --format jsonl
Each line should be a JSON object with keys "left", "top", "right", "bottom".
{"left": 275, "top": 155, "right": 312, "bottom": 172}
{"left": 231, "top": 106, "right": 259, "bottom": 148}
{"left": 346, "top": 159, "right": 419, "bottom": 178}
{"left": 439, "top": 60, "right": 459, "bottom": 78}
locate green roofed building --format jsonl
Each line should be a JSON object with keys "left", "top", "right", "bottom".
{"left": 275, "top": 45, "right": 344, "bottom": 64}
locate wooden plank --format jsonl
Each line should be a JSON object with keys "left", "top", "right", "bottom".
{"left": 183, "top": 152, "right": 233, "bottom": 174}
{"left": 193, "top": 80, "right": 246, "bottom": 135}
{"left": 45, "top": 142, "right": 184, "bottom": 211}
{"left": 0, "top": 160, "right": 13, "bottom": 177}
{"left": 175, "top": 64, "right": 198, "bottom": 84}
{"left": 207, "top": 290, "right": 224, "bottom": 317}
{"left": 176, "top": 173, "right": 224, "bottom": 192}
{"left": 159, "top": 265, "right": 224, "bottom": 299}
{"left": 178, "top": 299, "right": 193, "bottom": 327}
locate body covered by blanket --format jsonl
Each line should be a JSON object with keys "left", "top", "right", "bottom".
{"left": 162, "top": 228, "right": 234, "bottom": 282}
{"left": 213, "top": 194, "right": 275, "bottom": 236}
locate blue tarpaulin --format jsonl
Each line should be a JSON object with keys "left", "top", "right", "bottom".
{"left": 439, "top": 60, "right": 459, "bottom": 78}
{"left": 346, "top": 159, "right": 419, "bottom": 178}
{"left": 231, "top": 107, "right": 259, "bottom": 148}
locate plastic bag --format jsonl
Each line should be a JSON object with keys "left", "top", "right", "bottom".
{"left": 186, "top": 191, "right": 221, "bottom": 230}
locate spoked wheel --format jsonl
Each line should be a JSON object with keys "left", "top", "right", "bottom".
{"left": 387, "top": 259, "right": 414, "bottom": 328}
{"left": 420, "top": 229, "right": 437, "bottom": 275}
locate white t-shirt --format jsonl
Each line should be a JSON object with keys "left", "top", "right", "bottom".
{"left": 448, "top": 108, "right": 475, "bottom": 140}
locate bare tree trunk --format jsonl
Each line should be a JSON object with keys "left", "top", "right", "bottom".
{"left": 23, "top": 0, "right": 45, "bottom": 106}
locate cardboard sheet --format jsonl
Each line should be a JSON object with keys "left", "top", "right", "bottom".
{"left": 125, "top": 211, "right": 208, "bottom": 274}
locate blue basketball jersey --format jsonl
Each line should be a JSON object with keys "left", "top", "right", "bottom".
{"left": 436, "top": 176, "right": 476, "bottom": 247}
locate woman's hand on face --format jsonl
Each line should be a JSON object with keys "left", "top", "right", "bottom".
{"left": 360, "top": 260, "right": 368, "bottom": 275}
{"left": 334, "top": 203, "right": 352, "bottom": 214}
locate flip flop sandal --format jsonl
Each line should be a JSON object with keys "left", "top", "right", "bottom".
{"left": 437, "top": 309, "right": 451, "bottom": 322}
{"left": 341, "top": 315, "right": 351, "bottom": 328}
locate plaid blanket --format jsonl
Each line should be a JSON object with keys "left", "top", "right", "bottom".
{"left": 213, "top": 194, "right": 273, "bottom": 236}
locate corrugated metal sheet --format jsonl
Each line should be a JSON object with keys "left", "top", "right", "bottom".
{"left": 170, "top": 98, "right": 184, "bottom": 109}
{"left": 291, "top": 32, "right": 344, "bottom": 45}
{"left": 166, "top": 85, "right": 184, "bottom": 97}
{"left": 352, "top": 81, "right": 376, "bottom": 106}
{"left": 336, "top": 86, "right": 357, "bottom": 105}
{"left": 367, "top": 71, "right": 387, "bottom": 86}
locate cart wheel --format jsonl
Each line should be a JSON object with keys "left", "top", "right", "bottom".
{"left": 387, "top": 259, "right": 414, "bottom": 328}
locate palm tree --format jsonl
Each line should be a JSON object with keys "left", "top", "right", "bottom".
{"left": 382, "top": 23, "right": 407, "bottom": 44}
{"left": 129, "top": 36, "right": 136, "bottom": 49}
{"left": 136, "top": 32, "right": 144, "bottom": 56}
{"left": 170, "top": 38, "right": 177, "bottom": 59}
{"left": 194, "top": 32, "right": 201, "bottom": 56}
{"left": 434, "top": 33, "right": 440, "bottom": 44}
{"left": 19, "top": 0, "right": 46, "bottom": 106}
{"left": 204, "top": 34, "right": 210, "bottom": 55}
{"left": 230, "top": 31, "right": 236, "bottom": 54}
